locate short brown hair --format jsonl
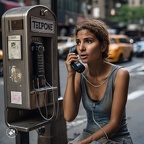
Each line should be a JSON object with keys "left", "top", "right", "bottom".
{"left": 74, "top": 18, "right": 109, "bottom": 59}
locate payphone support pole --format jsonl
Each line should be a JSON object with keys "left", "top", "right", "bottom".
{"left": 16, "top": 131, "right": 29, "bottom": 144}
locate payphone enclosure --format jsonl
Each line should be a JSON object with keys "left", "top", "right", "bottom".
{"left": 2, "top": 5, "right": 59, "bottom": 132}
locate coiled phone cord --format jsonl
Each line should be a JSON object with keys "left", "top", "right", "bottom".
{"left": 92, "top": 110, "right": 109, "bottom": 140}
{"left": 32, "top": 77, "right": 57, "bottom": 121}
{"left": 46, "top": 80, "right": 59, "bottom": 120}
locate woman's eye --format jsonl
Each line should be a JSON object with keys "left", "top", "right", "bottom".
{"left": 76, "top": 41, "right": 80, "bottom": 45}
{"left": 85, "top": 38, "right": 92, "bottom": 43}
{"left": 86, "top": 39, "right": 92, "bottom": 43}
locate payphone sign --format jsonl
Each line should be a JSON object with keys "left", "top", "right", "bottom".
{"left": 31, "top": 16, "right": 54, "bottom": 34}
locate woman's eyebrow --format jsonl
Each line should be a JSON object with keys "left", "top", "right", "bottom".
{"left": 76, "top": 37, "right": 93, "bottom": 40}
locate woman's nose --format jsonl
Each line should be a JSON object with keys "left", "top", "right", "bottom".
{"left": 79, "top": 44, "right": 86, "bottom": 51}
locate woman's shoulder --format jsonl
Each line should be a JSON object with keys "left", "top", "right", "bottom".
{"left": 106, "top": 62, "right": 129, "bottom": 79}
{"left": 107, "top": 62, "right": 128, "bottom": 73}
{"left": 113, "top": 65, "right": 130, "bottom": 84}
{"left": 116, "top": 67, "right": 129, "bottom": 78}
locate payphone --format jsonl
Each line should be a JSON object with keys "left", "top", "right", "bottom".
{"left": 2, "top": 5, "right": 59, "bottom": 132}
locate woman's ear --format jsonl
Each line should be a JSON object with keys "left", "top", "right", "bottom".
{"left": 101, "top": 41, "right": 107, "bottom": 52}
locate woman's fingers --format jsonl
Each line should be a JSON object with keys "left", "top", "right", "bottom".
{"left": 66, "top": 53, "right": 78, "bottom": 64}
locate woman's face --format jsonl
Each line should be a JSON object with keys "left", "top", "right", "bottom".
{"left": 76, "top": 29, "right": 103, "bottom": 64}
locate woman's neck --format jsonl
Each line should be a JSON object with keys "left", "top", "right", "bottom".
{"left": 87, "top": 60, "right": 109, "bottom": 77}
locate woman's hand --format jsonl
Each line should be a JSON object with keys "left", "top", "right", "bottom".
{"left": 65, "top": 53, "right": 78, "bottom": 74}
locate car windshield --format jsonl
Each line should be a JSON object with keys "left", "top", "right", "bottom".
{"left": 136, "top": 41, "right": 144, "bottom": 45}
{"left": 110, "top": 38, "right": 116, "bottom": 44}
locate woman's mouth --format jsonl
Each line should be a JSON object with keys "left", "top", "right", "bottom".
{"left": 80, "top": 54, "right": 88, "bottom": 60}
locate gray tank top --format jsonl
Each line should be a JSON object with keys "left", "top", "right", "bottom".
{"left": 80, "top": 64, "right": 130, "bottom": 138}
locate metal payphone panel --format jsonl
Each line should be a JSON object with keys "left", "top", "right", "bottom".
{"left": 2, "top": 5, "right": 58, "bottom": 110}
{"left": 2, "top": 5, "right": 59, "bottom": 132}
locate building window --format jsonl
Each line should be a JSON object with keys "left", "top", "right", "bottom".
{"left": 132, "top": 0, "right": 135, "bottom": 5}
{"left": 140, "top": 0, "right": 144, "bottom": 5}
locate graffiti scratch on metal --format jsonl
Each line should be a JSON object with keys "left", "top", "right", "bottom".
{"left": 9, "top": 65, "right": 22, "bottom": 85}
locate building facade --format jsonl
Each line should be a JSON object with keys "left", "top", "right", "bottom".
{"left": 5, "top": 0, "right": 129, "bottom": 35}
{"left": 128, "top": 0, "right": 144, "bottom": 6}
{"left": 57, "top": 0, "right": 89, "bottom": 36}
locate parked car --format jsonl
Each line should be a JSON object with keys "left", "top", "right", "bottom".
{"left": 133, "top": 41, "right": 144, "bottom": 57}
{"left": 106, "top": 34, "right": 133, "bottom": 63}
{"left": 58, "top": 36, "right": 76, "bottom": 59}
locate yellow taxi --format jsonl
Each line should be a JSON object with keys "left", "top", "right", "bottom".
{"left": 107, "top": 34, "right": 133, "bottom": 63}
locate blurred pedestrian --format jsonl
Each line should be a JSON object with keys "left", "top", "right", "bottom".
{"left": 63, "top": 18, "right": 133, "bottom": 144}
{"left": 60, "top": 27, "right": 67, "bottom": 36}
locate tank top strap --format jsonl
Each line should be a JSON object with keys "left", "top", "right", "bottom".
{"left": 109, "top": 64, "right": 123, "bottom": 92}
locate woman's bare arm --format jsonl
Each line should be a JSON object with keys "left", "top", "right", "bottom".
{"left": 63, "top": 53, "right": 82, "bottom": 122}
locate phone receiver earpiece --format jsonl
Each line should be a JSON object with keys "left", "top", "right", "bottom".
{"left": 71, "top": 61, "right": 85, "bottom": 73}
{"left": 69, "top": 45, "right": 85, "bottom": 73}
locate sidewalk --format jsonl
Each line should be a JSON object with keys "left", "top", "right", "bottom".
{"left": 67, "top": 120, "right": 86, "bottom": 141}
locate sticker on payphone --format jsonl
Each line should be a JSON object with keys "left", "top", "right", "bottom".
{"left": 11, "top": 91, "right": 22, "bottom": 105}
{"left": 8, "top": 35, "right": 22, "bottom": 59}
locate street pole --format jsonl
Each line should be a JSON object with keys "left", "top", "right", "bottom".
{"left": 37, "top": 1, "right": 67, "bottom": 144}
{"left": 16, "top": 131, "right": 29, "bottom": 144}
{"left": 51, "top": 0, "right": 57, "bottom": 17}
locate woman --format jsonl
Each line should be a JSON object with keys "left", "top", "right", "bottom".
{"left": 63, "top": 18, "right": 133, "bottom": 144}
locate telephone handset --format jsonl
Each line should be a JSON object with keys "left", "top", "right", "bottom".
{"left": 69, "top": 45, "right": 85, "bottom": 73}
{"left": 32, "top": 42, "right": 45, "bottom": 78}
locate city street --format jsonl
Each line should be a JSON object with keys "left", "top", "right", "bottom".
{"left": 0, "top": 0, "right": 144, "bottom": 144}
{"left": 0, "top": 57, "right": 144, "bottom": 144}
